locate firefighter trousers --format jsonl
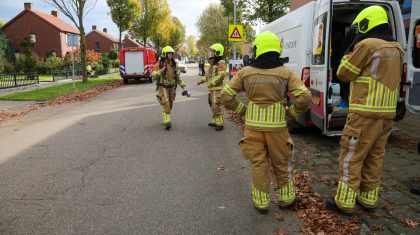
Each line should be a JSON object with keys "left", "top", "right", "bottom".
{"left": 156, "top": 86, "right": 176, "bottom": 123}
{"left": 240, "top": 128, "right": 296, "bottom": 208}
{"left": 335, "top": 112, "right": 393, "bottom": 212}
{"left": 209, "top": 90, "right": 224, "bottom": 126}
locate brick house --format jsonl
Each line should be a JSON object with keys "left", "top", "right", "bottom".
{"left": 85, "top": 26, "right": 118, "bottom": 53}
{"left": 122, "top": 35, "right": 143, "bottom": 48}
{"left": 1, "top": 2, "right": 80, "bottom": 58}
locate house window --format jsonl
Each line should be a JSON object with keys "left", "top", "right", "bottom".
{"left": 30, "top": 33, "right": 36, "bottom": 43}
{"left": 95, "top": 42, "right": 100, "bottom": 51}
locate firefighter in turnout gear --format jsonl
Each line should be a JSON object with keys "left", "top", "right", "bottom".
{"left": 221, "top": 31, "right": 311, "bottom": 214}
{"left": 325, "top": 6, "right": 404, "bottom": 215}
{"left": 197, "top": 43, "right": 227, "bottom": 131}
{"left": 152, "top": 46, "right": 187, "bottom": 130}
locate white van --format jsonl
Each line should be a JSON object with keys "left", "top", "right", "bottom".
{"left": 406, "top": 0, "right": 420, "bottom": 115}
{"left": 262, "top": 0, "right": 416, "bottom": 136}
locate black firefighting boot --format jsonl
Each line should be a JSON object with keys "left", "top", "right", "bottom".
{"left": 325, "top": 197, "right": 353, "bottom": 216}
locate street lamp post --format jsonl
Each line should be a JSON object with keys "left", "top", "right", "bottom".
{"left": 233, "top": 0, "right": 237, "bottom": 59}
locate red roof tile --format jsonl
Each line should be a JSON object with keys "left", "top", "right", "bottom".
{"left": 86, "top": 30, "right": 119, "bottom": 43}
{"left": 32, "top": 10, "right": 79, "bottom": 34}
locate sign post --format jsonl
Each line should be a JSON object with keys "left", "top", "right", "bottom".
{"left": 67, "top": 34, "right": 79, "bottom": 89}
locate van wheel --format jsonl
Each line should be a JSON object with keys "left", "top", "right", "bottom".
{"left": 123, "top": 77, "right": 128, "bottom": 84}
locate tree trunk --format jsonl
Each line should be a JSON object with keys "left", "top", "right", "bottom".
{"left": 79, "top": 20, "right": 87, "bottom": 82}
{"left": 143, "top": 37, "right": 147, "bottom": 47}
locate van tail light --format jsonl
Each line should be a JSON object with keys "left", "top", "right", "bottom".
{"left": 301, "top": 67, "right": 310, "bottom": 88}
{"left": 400, "top": 63, "right": 407, "bottom": 98}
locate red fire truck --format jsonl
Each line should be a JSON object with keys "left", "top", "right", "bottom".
{"left": 120, "top": 47, "right": 157, "bottom": 84}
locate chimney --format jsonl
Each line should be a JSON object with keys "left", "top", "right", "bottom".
{"left": 24, "top": 2, "right": 32, "bottom": 10}
{"left": 92, "top": 25, "right": 97, "bottom": 30}
{"left": 51, "top": 10, "right": 58, "bottom": 17}
{"left": 103, "top": 28, "right": 107, "bottom": 33}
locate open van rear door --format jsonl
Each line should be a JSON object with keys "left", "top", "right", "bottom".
{"left": 309, "top": 0, "right": 332, "bottom": 134}
{"left": 406, "top": 0, "right": 420, "bottom": 115}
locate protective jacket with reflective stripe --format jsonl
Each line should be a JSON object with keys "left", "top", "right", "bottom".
{"left": 152, "top": 62, "right": 185, "bottom": 88}
{"left": 201, "top": 60, "right": 226, "bottom": 91}
{"left": 221, "top": 65, "right": 311, "bottom": 132}
{"left": 337, "top": 38, "right": 403, "bottom": 119}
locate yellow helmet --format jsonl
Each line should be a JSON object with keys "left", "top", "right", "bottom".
{"left": 161, "top": 46, "right": 175, "bottom": 58}
{"left": 352, "top": 5, "right": 388, "bottom": 34}
{"left": 210, "top": 43, "right": 224, "bottom": 56}
{"left": 253, "top": 31, "right": 282, "bottom": 59}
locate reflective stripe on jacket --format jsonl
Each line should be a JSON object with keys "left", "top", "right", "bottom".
{"left": 337, "top": 38, "right": 403, "bottom": 119}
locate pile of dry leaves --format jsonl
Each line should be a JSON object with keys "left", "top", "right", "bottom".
{"left": 293, "top": 171, "right": 361, "bottom": 234}
{"left": 0, "top": 80, "right": 122, "bottom": 122}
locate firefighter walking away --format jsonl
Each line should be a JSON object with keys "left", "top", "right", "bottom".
{"left": 325, "top": 5, "right": 404, "bottom": 215}
{"left": 152, "top": 46, "right": 189, "bottom": 130}
{"left": 221, "top": 31, "right": 311, "bottom": 214}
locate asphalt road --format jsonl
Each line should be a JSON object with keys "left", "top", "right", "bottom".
{"left": 0, "top": 65, "right": 293, "bottom": 234}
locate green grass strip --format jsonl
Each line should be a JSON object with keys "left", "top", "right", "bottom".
{"left": 0, "top": 74, "right": 120, "bottom": 101}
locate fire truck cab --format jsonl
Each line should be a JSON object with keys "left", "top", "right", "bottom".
{"left": 119, "top": 47, "right": 157, "bottom": 84}
{"left": 263, "top": 0, "right": 411, "bottom": 136}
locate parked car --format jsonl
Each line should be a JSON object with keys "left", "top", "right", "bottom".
{"left": 178, "top": 63, "right": 187, "bottom": 73}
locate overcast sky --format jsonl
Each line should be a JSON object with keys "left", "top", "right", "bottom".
{"left": 0, "top": 0, "right": 220, "bottom": 38}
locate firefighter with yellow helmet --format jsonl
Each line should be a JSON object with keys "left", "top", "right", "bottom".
{"left": 325, "top": 6, "right": 404, "bottom": 215}
{"left": 221, "top": 31, "right": 311, "bottom": 214}
{"left": 197, "top": 43, "right": 227, "bottom": 131}
{"left": 152, "top": 46, "right": 188, "bottom": 130}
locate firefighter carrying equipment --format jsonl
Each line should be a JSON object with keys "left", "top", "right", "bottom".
{"left": 152, "top": 48, "right": 186, "bottom": 129}
{"left": 252, "top": 31, "right": 283, "bottom": 59}
{"left": 161, "top": 46, "right": 175, "bottom": 58}
{"left": 210, "top": 43, "right": 224, "bottom": 56}
{"left": 352, "top": 5, "right": 389, "bottom": 34}
{"left": 221, "top": 31, "right": 311, "bottom": 210}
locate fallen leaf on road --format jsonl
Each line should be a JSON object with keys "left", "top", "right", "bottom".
{"left": 273, "top": 213, "right": 285, "bottom": 221}
{"left": 400, "top": 217, "right": 420, "bottom": 228}
{"left": 371, "top": 224, "right": 385, "bottom": 231}
{"left": 276, "top": 228, "right": 288, "bottom": 235}
{"left": 217, "top": 166, "right": 225, "bottom": 171}
{"left": 384, "top": 204, "right": 395, "bottom": 216}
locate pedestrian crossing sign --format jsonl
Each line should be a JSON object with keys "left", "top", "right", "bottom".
{"left": 228, "top": 24, "right": 244, "bottom": 42}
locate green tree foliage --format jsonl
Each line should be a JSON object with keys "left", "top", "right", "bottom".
{"left": 243, "top": 23, "right": 256, "bottom": 43}
{"left": 221, "top": 0, "right": 289, "bottom": 25}
{"left": 185, "top": 35, "right": 197, "bottom": 58}
{"left": 130, "top": 0, "right": 170, "bottom": 46}
{"left": 196, "top": 4, "right": 228, "bottom": 56}
{"left": 106, "top": 0, "right": 140, "bottom": 50}
{"left": 0, "top": 33, "right": 8, "bottom": 73}
{"left": 151, "top": 15, "right": 186, "bottom": 56}
{"left": 169, "top": 17, "right": 186, "bottom": 51}
{"left": 44, "top": 0, "right": 98, "bottom": 82}
{"left": 0, "top": 20, "right": 5, "bottom": 27}
{"left": 0, "top": 32, "right": 16, "bottom": 73}
{"left": 18, "top": 36, "right": 38, "bottom": 73}
{"left": 108, "top": 50, "right": 118, "bottom": 60}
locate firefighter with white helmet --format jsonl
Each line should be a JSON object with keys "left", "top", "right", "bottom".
{"left": 152, "top": 46, "right": 188, "bottom": 130}
{"left": 197, "top": 43, "right": 227, "bottom": 131}
{"left": 325, "top": 6, "right": 404, "bottom": 215}
{"left": 221, "top": 31, "right": 311, "bottom": 214}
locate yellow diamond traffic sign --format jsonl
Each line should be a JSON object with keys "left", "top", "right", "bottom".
{"left": 228, "top": 24, "right": 244, "bottom": 42}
